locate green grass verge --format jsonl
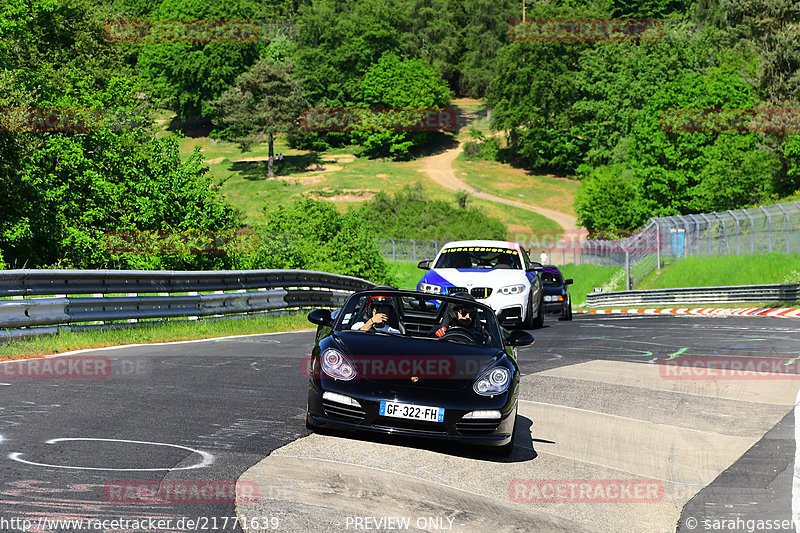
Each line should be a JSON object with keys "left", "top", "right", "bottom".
{"left": 559, "top": 264, "right": 625, "bottom": 306}
{"left": 388, "top": 260, "right": 424, "bottom": 290}
{"left": 452, "top": 155, "right": 579, "bottom": 222}
{"left": 0, "top": 313, "right": 313, "bottom": 360}
{"left": 638, "top": 253, "right": 800, "bottom": 290}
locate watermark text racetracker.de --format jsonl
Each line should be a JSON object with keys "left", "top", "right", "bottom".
{"left": 509, "top": 478, "right": 663, "bottom": 503}
{"left": 103, "top": 229, "right": 259, "bottom": 255}
{"left": 299, "top": 107, "right": 457, "bottom": 132}
{"left": 104, "top": 480, "right": 259, "bottom": 504}
{"left": 0, "top": 107, "right": 145, "bottom": 132}
{"left": 1, "top": 356, "right": 111, "bottom": 379}
{"left": 508, "top": 18, "right": 663, "bottom": 42}
{"left": 660, "top": 356, "right": 800, "bottom": 380}
{"left": 660, "top": 108, "right": 800, "bottom": 133}
{"left": 103, "top": 18, "right": 295, "bottom": 43}
{"left": 0, "top": 515, "right": 280, "bottom": 531}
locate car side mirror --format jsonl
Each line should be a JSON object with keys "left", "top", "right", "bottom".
{"left": 527, "top": 261, "right": 543, "bottom": 273}
{"left": 564, "top": 278, "right": 573, "bottom": 285}
{"left": 308, "top": 309, "right": 332, "bottom": 326}
{"left": 417, "top": 259, "right": 431, "bottom": 270}
{"left": 507, "top": 330, "right": 534, "bottom": 347}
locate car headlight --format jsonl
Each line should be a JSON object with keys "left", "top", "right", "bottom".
{"left": 321, "top": 348, "right": 356, "bottom": 381}
{"left": 498, "top": 284, "right": 526, "bottom": 295}
{"left": 419, "top": 283, "right": 442, "bottom": 294}
{"left": 473, "top": 367, "right": 511, "bottom": 396}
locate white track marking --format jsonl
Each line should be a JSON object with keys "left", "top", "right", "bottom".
{"left": 8, "top": 437, "right": 214, "bottom": 471}
{"left": 793, "top": 387, "right": 800, "bottom": 531}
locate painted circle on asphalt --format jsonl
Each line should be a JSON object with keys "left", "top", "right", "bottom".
{"left": 8, "top": 437, "right": 214, "bottom": 471}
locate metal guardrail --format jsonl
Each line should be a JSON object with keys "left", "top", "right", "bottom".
{"left": 585, "top": 282, "right": 800, "bottom": 308}
{"left": 0, "top": 269, "right": 375, "bottom": 341}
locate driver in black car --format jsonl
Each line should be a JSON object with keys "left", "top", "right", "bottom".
{"left": 431, "top": 293, "right": 486, "bottom": 343}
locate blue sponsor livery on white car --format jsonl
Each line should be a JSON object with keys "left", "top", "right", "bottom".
{"left": 416, "top": 240, "right": 545, "bottom": 329}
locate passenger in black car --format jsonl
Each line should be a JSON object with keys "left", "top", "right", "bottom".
{"left": 352, "top": 295, "right": 401, "bottom": 334}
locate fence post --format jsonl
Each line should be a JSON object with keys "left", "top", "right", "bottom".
{"left": 656, "top": 223, "right": 661, "bottom": 270}
{"left": 573, "top": 237, "right": 578, "bottom": 265}
{"left": 390, "top": 238, "right": 396, "bottom": 262}
{"left": 728, "top": 210, "right": 740, "bottom": 255}
{"left": 777, "top": 204, "right": 791, "bottom": 254}
{"left": 624, "top": 249, "right": 631, "bottom": 290}
{"left": 759, "top": 206, "right": 772, "bottom": 253}
{"left": 718, "top": 213, "right": 729, "bottom": 255}
{"left": 410, "top": 239, "right": 416, "bottom": 263}
{"left": 691, "top": 215, "right": 702, "bottom": 255}
{"left": 744, "top": 209, "right": 755, "bottom": 253}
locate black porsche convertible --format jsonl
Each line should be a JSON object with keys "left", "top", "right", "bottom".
{"left": 305, "top": 288, "right": 533, "bottom": 456}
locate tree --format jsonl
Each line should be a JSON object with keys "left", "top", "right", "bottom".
{"left": 134, "top": 0, "right": 291, "bottom": 120}
{"left": 629, "top": 68, "right": 780, "bottom": 218}
{"left": 352, "top": 52, "right": 451, "bottom": 158}
{"left": 575, "top": 164, "right": 644, "bottom": 234}
{"left": 240, "top": 197, "right": 393, "bottom": 284}
{"left": 488, "top": 1, "right": 609, "bottom": 174}
{"left": 212, "top": 57, "right": 306, "bottom": 177}
{"left": 0, "top": 0, "right": 241, "bottom": 269}
{"left": 457, "top": 0, "right": 517, "bottom": 97}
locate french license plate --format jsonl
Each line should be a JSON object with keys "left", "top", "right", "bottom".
{"left": 379, "top": 401, "right": 444, "bottom": 422}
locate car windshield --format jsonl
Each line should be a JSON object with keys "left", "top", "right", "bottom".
{"left": 540, "top": 271, "right": 562, "bottom": 285}
{"left": 433, "top": 246, "right": 522, "bottom": 270}
{"left": 335, "top": 293, "right": 503, "bottom": 348}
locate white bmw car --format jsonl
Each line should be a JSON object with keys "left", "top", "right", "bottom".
{"left": 416, "top": 240, "right": 545, "bottom": 329}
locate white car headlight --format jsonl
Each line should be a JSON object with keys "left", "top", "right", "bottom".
{"left": 498, "top": 284, "right": 526, "bottom": 295}
{"left": 321, "top": 348, "right": 356, "bottom": 381}
{"left": 419, "top": 283, "right": 442, "bottom": 294}
{"left": 473, "top": 367, "right": 511, "bottom": 396}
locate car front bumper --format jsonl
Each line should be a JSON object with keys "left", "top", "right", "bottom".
{"left": 308, "top": 381, "right": 518, "bottom": 447}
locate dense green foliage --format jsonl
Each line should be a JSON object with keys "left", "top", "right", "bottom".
{"left": 0, "top": 0, "right": 239, "bottom": 269}
{"left": 355, "top": 183, "right": 508, "bottom": 241}
{"left": 128, "top": 0, "right": 290, "bottom": 119}
{"left": 5, "top": 0, "right": 800, "bottom": 272}
{"left": 484, "top": 0, "right": 800, "bottom": 233}
{"left": 351, "top": 52, "right": 451, "bottom": 157}
{"left": 238, "top": 198, "right": 392, "bottom": 283}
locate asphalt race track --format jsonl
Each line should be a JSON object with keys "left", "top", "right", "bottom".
{"left": 1, "top": 315, "right": 800, "bottom": 533}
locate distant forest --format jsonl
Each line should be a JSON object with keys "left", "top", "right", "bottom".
{"left": 1, "top": 0, "right": 799, "bottom": 273}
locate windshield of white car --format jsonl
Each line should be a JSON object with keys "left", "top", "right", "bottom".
{"left": 433, "top": 246, "right": 522, "bottom": 270}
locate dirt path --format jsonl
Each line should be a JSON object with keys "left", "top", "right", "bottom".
{"left": 419, "top": 128, "right": 585, "bottom": 236}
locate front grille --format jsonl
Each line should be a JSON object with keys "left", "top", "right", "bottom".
{"left": 374, "top": 418, "right": 447, "bottom": 434}
{"left": 446, "top": 286, "right": 468, "bottom": 295}
{"left": 455, "top": 420, "right": 501, "bottom": 435}
{"left": 322, "top": 400, "right": 365, "bottom": 423}
{"left": 470, "top": 287, "right": 492, "bottom": 299}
